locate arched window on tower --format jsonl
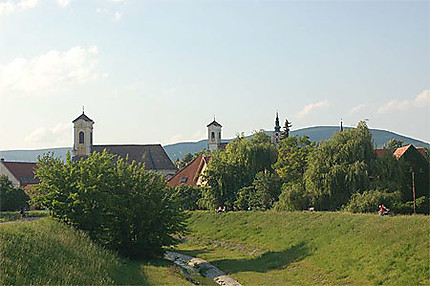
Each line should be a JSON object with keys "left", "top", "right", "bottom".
{"left": 79, "top": 131, "right": 84, "bottom": 144}
{"left": 211, "top": 132, "right": 215, "bottom": 141}
{"left": 218, "top": 132, "right": 221, "bottom": 140}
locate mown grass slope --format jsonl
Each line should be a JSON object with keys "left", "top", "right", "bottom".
{"left": 0, "top": 218, "right": 188, "bottom": 285}
{"left": 175, "top": 211, "right": 429, "bottom": 285}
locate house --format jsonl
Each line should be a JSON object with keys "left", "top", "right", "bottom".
{"left": 71, "top": 111, "right": 177, "bottom": 176}
{"left": 374, "top": 144, "right": 429, "bottom": 160}
{"left": 0, "top": 159, "right": 39, "bottom": 189}
{"left": 168, "top": 156, "right": 211, "bottom": 188}
{"left": 375, "top": 144, "right": 429, "bottom": 202}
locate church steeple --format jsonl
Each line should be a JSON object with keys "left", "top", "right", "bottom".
{"left": 274, "top": 112, "right": 281, "bottom": 132}
{"left": 207, "top": 117, "right": 222, "bottom": 151}
{"left": 72, "top": 110, "right": 94, "bottom": 159}
{"left": 272, "top": 112, "right": 281, "bottom": 144}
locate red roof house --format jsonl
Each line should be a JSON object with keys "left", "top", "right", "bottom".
{"left": 0, "top": 159, "right": 39, "bottom": 188}
{"left": 168, "top": 156, "right": 211, "bottom": 188}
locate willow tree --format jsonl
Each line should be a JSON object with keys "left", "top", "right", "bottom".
{"left": 304, "top": 121, "right": 375, "bottom": 210}
{"left": 200, "top": 131, "right": 277, "bottom": 210}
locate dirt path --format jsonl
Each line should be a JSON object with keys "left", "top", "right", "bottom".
{"left": 0, "top": 217, "right": 42, "bottom": 224}
{"left": 165, "top": 251, "right": 242, "bottom": 286}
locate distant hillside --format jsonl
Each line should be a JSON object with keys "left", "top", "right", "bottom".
{"left": 163, "top": 126, "right": 429, "bottom": 160}
{"left": 1, "top": 127, "right": 428, "bottom": 162}
{"left": 0, "top": 148, "right": 71, "bottom": 162}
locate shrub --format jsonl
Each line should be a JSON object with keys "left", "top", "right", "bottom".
{"left": 234, "top": 171, "right": 281, "bottom": 210}
{"left": 342, "top": 189, "right": 401, "bottom": 213}
{"left": 274, "top": 182, "right": 309, "bottom": 211}
{"left": 34, "top": 151, "right": 187, "bottom": 258}
{"left": 0, "top": 175, "right": 29, "bottom": 211}
{"left": 169, "top": 185, "right": 201, "bottom": 211}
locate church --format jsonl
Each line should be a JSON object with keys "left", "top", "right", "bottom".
{"left": 71, "top": 111, "right": 178, "bottom": 177}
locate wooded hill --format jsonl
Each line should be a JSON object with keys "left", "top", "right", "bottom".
{"left": 1, "top": 126, "right": 428, "bottom": 162}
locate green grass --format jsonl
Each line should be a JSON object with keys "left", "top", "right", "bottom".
{"left": 0, "top": 210, "right": 49, "bottom": 222}
{"left": 0, "top": 218, "right": 190, "bottom": 285}
{"left": 173, "top": 211, "right": 430, "bottom": 285}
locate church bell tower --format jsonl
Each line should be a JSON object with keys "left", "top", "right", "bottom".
{"left": 207, "top": 117, "right": 222, "bottom": 151}
{"left": 272, "top": 112, "right": 281, "bottom": 144}
{"left": 72, "top": 109, "right": 94, "bottom": 159}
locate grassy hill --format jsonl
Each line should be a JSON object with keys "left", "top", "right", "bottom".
{"left": 0, "top": 218, "right": 189, "bottom": 285}
{"left": 175, "top": 211, "right": 429, "bottom": 285}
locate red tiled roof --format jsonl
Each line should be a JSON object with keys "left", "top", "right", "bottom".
{"left": 393, "top": 144, "right": 412, "bottom": 159}
{"left": 374, "top": 148, "right": 393, "bottom": 158}
{"left": 416, "top": 147, "right": 429, "bottom": 159}
{"left": 375, "top": 145, "right": 428, "bottom": 160}
{"left": 2, "top": 162, "right": 39, "bottom": 186}
{"left": 168, "top": 156, "right": 211, "bottom": 187}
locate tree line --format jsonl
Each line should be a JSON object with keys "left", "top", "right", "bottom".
{"left": 173, "top": 121, "right": 429, "bottom": 214}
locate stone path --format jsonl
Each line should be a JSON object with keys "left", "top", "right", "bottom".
{"left": 165, "top": 251, "right": 242, "bottom": 286}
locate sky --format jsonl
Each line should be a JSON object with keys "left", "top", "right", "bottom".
{"left": 0, "top": 0, "right": 429, "bottom": 150}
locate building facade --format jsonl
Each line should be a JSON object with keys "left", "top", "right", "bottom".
{"left": 71, "top": 111, "right": 177, "bottom": 176}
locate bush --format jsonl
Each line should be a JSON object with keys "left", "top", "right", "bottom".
{"left": 169, "top": 185, "right": 201, "bottom": 211}
{"left": 234, "top": 171, "right": 281, "bottom": 210}
{"left": 274, "top": 182, "right": 309, "bottom": 211}
{"left": 0, "top": 175, "right": 29, "bottom": 211}
{"left": 342, "top": 189, "right": 401, "bottom": 213}
{"left": 34, "top": 151, "right": 187, "bottom": 258}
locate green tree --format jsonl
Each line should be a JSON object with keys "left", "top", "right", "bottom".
{"left": 178, "top": 153, "right": 193, "bottom": 169}
{"left": 383, "top": 138, "right": 404, "bottom": 149}
{"left": 169, "top": 184, "right": 201, "bottom": 211}
{"left": 200, "top": 132, "right": 277, "bottom": 209}
{"left": 304, "top": 121, "right": 375, "bottom": 210}
{"left": 274, "top": 182, "right": 309, "bottom": 211}
{"left": 34, "top": 151, "right": 186, "bottom": 258}
{"left": 235, "top": 171, "right": 281, "bottom": 210}
{"left": 280, "top": 119, "right": 292, "bottom": 140}
{"left": 274, "top": 135, "right": 314, "bottom": 184}
{"left": 0, "top": 175, "right": 29, "bottom": 211}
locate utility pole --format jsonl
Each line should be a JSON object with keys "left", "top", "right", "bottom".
{"left": 411, "top": 167, "right": 416, "bottom": 214}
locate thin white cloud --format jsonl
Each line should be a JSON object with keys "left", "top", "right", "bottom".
{"left": 0, "top": 0, "right": 38, "bottom": 16}
{"left": 348, "top": 104, "right": 367, "bottom": 115}
{"left": 377, "top": 90, "right": 430, "bottom": 114}
{"left": 113, "top": 11, "right": 122, "bottom": 22}
{"left": 56, "top": 0, "right": 70, "bottom": 8}
{"left": 191, "top": 130, "right": 206, "bottom": 141}
{"left": 96, "top": 7, "right": 108, "bottom": 14}
{"left": 24, "top": 123, "right": 70, "bottom": 147}
{"left": 296, "top": 100, "right": 329, "bottom": 118}
{"left": 0, "top": 46, "right": 103, "bottom": 96}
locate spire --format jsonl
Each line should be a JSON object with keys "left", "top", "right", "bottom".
{"left": 82, "top": 106, "right": 85, "bottom": 114}
{"left": 274, "top": 111, "right": 281, "bottom": 132}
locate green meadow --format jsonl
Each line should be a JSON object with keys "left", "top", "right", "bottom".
{"left": 174, "top": 211, "right": 430, "bottom": 285}
{"left": 0, "top": 218, "right": 189, "bottom": 285}
{"left": 1, "top": 212, "right": 428, "bottom": 285}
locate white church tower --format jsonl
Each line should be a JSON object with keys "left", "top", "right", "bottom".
{"left": 72, "top": 110, "right": 94, "bottom": 158}
{"left": 207, "top": 118, "right": 222, "bottom": 151}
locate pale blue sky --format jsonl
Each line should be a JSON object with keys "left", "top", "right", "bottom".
{"left": 0, "top": 0, "right": 429, "bottom": 150}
